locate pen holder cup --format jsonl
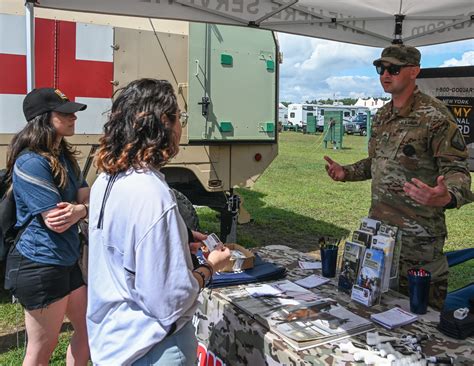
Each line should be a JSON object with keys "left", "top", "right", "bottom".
{"left": 320, "top": 247, "right": 338, "bottom": 278}
{"left": 408, "top": 269, "right": 431, "bottom": 315}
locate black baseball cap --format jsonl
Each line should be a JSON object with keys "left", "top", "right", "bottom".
{"left": 23, "top": 88, "right": 87, "bottom": 121}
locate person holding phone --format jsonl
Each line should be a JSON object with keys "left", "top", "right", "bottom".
{"left": 86, "top": 78, "right": 230, "bottom": 365}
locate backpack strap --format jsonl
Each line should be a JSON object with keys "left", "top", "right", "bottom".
{"left": 97, "top": 174, "right": 119, "bottom": 230}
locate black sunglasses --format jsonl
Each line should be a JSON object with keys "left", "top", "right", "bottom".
{"left": 375, "top": 64, "right": 414, "bottom": 76}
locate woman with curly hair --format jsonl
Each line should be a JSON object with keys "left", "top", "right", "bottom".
{"left": 87, "top": 78, "right": 230, "bottom": 365}
{"left": 4, "top": 88, "right": 90, "bottom": 365}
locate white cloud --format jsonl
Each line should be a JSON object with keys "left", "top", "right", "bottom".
{"left": 326, "top": 76, "right": 381, "bottom": 97}
{"left": 419, "top": 39, "right": 474, "bottom": 57}
{"left": 277, "top": 34, "right": 473, "bottom": 103}
{"left": 278, "top": 33, "right": 385, "bottom": 102}
{"left": 299, "top": 39, "right": 376, "bottom": 72}
{"left": 439, "top": 51, "right": 474, "bottom": 67}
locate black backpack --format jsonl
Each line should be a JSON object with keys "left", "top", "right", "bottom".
{"left": 0, "top": 169, "right": 23, "bottom": 261}
{"left": 0, "top": 153, "right": 33, "bottom": 262}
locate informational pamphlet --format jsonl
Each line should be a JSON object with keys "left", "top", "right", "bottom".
{"left": 295, "top": 274, "right": 330, "bottom": 289}
{"left": 371, "top": 235, "right": 395, "bottom": 293}
{"left": 351, "top": 248, "right": 384, "bottom": 307}
{"left": 298, "top": 261, "right": 322, "bottom": 270}
{"left": 370, "top": 307, "right": 418, "bottom": 329}
{"left": 216, "top": 282, "right": 374, "bottom": 351}
{"left": 360, "top": 217, "right": 381, "bottom": 234}
{"left": 338, "top": 241, "right": 365, "bottom": 293}
{"left": 268, "top": 300, "right": 374, "bottom": 350}
{"left": 203, "top": 233, "right": 222, "bottom": 252}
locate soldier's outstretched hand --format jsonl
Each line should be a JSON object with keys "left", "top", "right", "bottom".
{"left": 403, "top": 176, "right": 452, "bottom": 207}
{"left": 324, "top": 156, "right": 346, "bottom": 181}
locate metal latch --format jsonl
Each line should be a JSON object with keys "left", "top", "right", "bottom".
{"left": 198, "top": 97, "right": 210, "bottom": 117}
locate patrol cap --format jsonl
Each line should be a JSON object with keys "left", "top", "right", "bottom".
{"left": 373, "top": 44, "right": 421, "bottom": 66}
{"left": 23, "top": 88, "right": 87, "bottom": 121}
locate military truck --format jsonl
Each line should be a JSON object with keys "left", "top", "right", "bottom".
{"left": 0, "top": 1, "right": 279, "bottom": 240}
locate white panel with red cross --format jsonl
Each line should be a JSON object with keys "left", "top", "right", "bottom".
{"left": 0, "top": 14, "right": 113, "bottom": 134}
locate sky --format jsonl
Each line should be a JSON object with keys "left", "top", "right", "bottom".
{"left": 277, "top": 35, "right": 474, "bottom": 103}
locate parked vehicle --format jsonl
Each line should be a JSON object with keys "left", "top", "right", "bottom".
{"left": 278, "top": 103, "right": 289, "bottom": 126}
{"left": 282, "top": 121, "right": 297, "bottom": 131}
{"left": 0, "top": 3, "right": 280, "bottom": 241}
{"left": 317, "top": 105, "right": 369, "bottom": 132}
{"left": 345, "top": 114, "right": 368, "bottom": 136}
{"left": 287, "top": 104, "right": 318, "bottom": 130}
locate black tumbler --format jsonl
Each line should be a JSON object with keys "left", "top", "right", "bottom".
{"left": 321, "top": 247, "right": 338, "bottom": 278}
{"left": 408, "top": 268, "right": 431, "bottom": 315}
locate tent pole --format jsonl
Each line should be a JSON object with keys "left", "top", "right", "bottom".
{"left": 25, "top": 0, "right": 36, "bottom": 92}
{"left": 392, "top": 14, "right": 405, "bottom": 44}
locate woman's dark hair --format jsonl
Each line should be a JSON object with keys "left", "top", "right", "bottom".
{"left": 96, "top": 78, "right": 179, "bottom": 174}
{"left": 6, "top": 112, "right": 80, "bottom": 188}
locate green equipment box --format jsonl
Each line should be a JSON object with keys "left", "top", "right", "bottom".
{"left": 306, "top": 115, "right": 318, "bottom": 134}
{"left": 323, "top": 111, "right": 344, "bottom": 149}
{"left": 188, "top": 23, "right": 277, "bottom": 142}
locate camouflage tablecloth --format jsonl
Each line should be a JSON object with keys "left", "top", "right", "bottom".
{"left": 195, "top": 245, "right": 473, "bottom": 366}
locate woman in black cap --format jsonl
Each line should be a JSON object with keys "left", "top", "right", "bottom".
{"left": 4, "top": 88, "right": 90, "bottom": 365}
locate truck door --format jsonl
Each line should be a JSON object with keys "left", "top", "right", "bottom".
{"left": 187, "top": 23, "right": 277, "bottom": 142}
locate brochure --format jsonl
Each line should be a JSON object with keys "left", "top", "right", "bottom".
{"left": 352, "top": 229, "right": 373, "bottom": 247}
{"left": 370, "top": 307, "right": 418, "bottom": 329}
{"left": 202, "top": 233, "right": 222, "bottom": 251}
{"left": 215, "top": 282, "right": 374, "bottom": 351}
{"left": 295, "top": 274, "right": 330, "bottom": 289}
{"left": 351, "top": 248, "right": 384, "bottom": 306}
{"left": 338, "top": 241, "right": 365, "bottom": 293}
{"left": 378, "top": 223, "right": 402, "bottom": 282}
{"left": 371, "top": 235, "right": 395, "bottom": 293}
{"left": 298, "top": 261, "right": 322, "bottom": 270}
{"left": 360, "top": 217, "right": 381, "bottom": 234}
{"left": 268, "top": 299, "right": 374, "bottom": 350}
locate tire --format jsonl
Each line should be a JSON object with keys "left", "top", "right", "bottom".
{"left": 172, "top": 189, "right": 200, "bottom": 231}
{"left": 361, "top": 129, "right": 367, "bottom": 136}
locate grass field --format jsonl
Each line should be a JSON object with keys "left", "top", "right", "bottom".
{"left": 0, "top": 132, "right": 472, "bottom": 363}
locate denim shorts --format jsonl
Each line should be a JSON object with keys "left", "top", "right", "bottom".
{"left": 132, "top": 321, "right": 198, "bottom": 366}
{"left": 4, "top": 245, "right": 84, "bottom": 310}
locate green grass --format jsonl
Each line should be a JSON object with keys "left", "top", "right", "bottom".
{"left": 0, "top": 132, "right": 472, "bottom": 362}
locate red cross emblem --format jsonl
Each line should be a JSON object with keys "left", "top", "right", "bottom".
{"left": 0, "top": 18, "right": 113, "bottom": 100}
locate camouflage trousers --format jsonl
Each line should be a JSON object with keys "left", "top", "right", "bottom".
{"left": 398, "top": 236, "right": 448, "bottom": 311}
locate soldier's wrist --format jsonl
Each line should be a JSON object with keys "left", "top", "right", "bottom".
{"left": 443, "top": 192, "right": 457, "bottom": 209}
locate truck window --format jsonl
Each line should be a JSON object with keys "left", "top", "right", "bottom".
{"left": 290, "top": 112, "right": 295, "bottom": 118}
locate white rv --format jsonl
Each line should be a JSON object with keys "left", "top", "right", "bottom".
{"left": 278, "top": 103, "right": 288, "bottom": 125}
{"left": 287, "top": 103, "right": 318, "bottom": 129}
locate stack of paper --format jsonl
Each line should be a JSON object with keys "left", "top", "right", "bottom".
{"left": 370, "top": 307, "right": 418, "bottom": 329}
{"left": 298, "top": 261, "right": 322, "bottom": 270}
{"left": 295, "top": 274, "right": 330, "bottom": 289}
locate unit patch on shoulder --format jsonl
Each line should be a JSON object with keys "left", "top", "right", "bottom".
{"left": 451, "top": 128, "right": 466, "bottom": 151}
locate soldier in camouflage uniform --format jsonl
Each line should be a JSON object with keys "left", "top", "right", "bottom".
{"left": 324, "top": 44, "right": 472, "bottom": 310}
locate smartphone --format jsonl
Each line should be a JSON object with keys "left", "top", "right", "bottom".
{"left": 203, "top": 233, "right": 222, "bottom": 252}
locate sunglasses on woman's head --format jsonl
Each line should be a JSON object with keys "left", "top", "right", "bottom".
{"left": 375, "top": 63, "right": 415, "bottom": 76}
{"left": 178, "top": 111, "right": 189, "bottom": 127}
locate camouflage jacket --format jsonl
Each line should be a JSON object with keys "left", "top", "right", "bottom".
{"left": 343, "top": 88, "right": 472, "bottom": 237}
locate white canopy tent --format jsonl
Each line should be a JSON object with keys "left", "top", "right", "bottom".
{"left": 37, "top": 0, "right": 473, "bottom": 47}
{"left": 22, "top": 0, "right": 473, "bottom": 91}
